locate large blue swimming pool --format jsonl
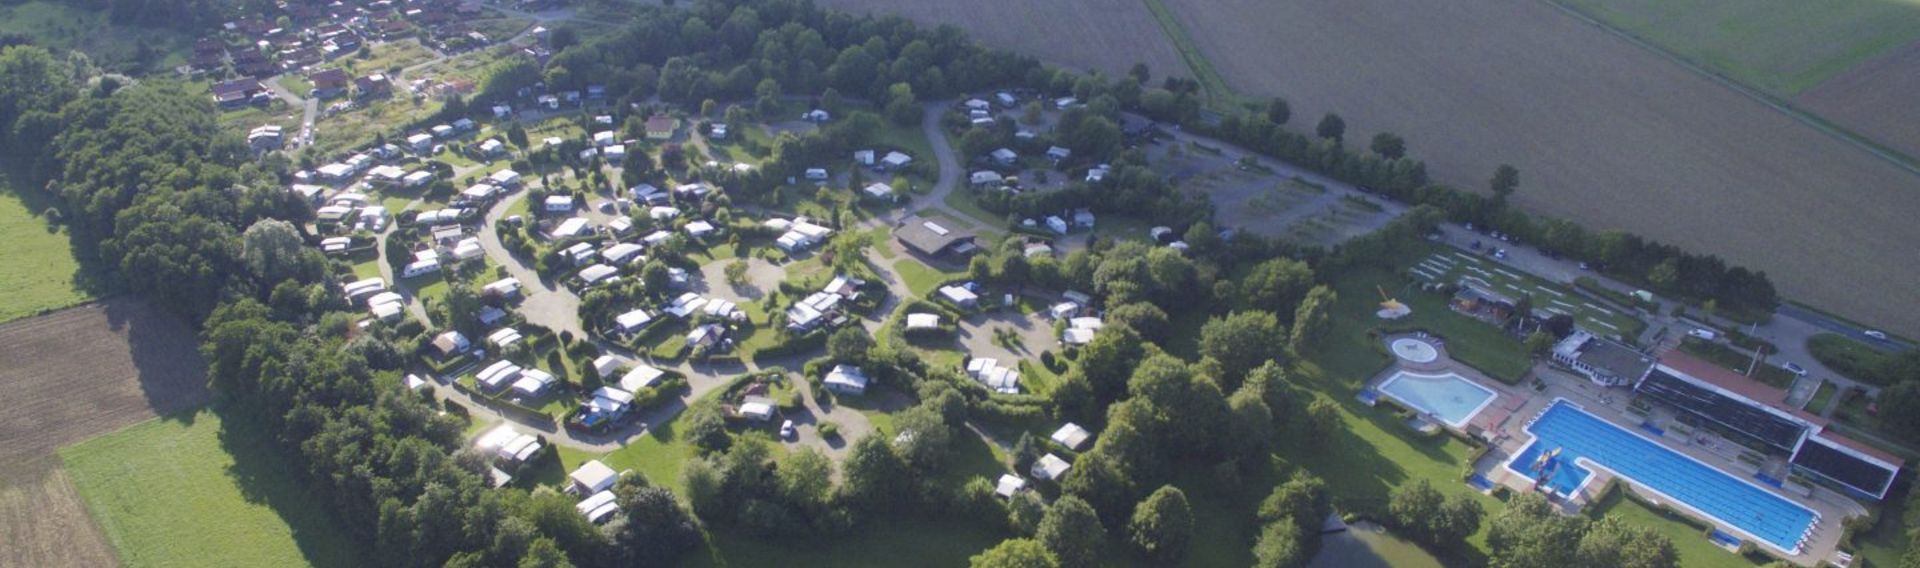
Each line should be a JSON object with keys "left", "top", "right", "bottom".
{"left": 1506, "top": 401, "right": 1816, "bottom": 553}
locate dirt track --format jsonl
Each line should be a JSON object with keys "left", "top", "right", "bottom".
{"left": 0, "top": 299, "right": 208, "bottom": 568}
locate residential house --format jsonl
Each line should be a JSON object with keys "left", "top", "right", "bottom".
{"left": 990, "top": 148, "right": 1018, "bottom": 165}
{"left": 895, "top": 215, "right": 978, "bottom": 258}
{"left": 824, "top": 365, "right": 869, "bottom": 395}
{"left": 309, "top": 68, "right": 350, "bottom": 97}
{"left": 644, "top": 115, "right": 676, "bottom": 140}
{"left": 1032, "top": 454, "right": 1071, "bottom": 481}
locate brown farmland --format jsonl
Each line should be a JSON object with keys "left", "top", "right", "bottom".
{"left": 1157, "top": 0, "right": 1920, "bottom": 335}
{"left": 810, "top": 0, "right": 1187, "bottom": 79}
{"left": 1798, "top": 39, "right": 1920, "bottom": 163}
{"left": 825, "top": 0, "right": 1920, "bottom": 333}
{"left": 0, "top": 299, "right": 208, "bottom": 568}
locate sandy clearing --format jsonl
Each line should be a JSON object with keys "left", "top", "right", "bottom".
{"left": 1161, "top": 0, "right": 1920, "bottom": 335}
{"left": 811, "top": 0, "right": 1188, "bottom": 79}
{"left": 1798, "top": 38, "right": 1920, "bottom": 162}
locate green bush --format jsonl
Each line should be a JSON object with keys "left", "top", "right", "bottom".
{"left": 818, "top": 421, "right": 841, "bottom": 439}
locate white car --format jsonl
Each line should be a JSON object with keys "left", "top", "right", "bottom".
{"left": 779, "top": 420, "right": 796, "bottom": 439}
{"left": 1783, "top": 362, "right": 1808, "bottom": 377}
{"left": 1865, "top": 330, "right": 1889, "bottom": 341}
{"left": 1686, "top": 328, "right": 1717, "bottom": 341}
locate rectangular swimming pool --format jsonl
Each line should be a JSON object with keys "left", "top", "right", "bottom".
{"left": 1376, "top": 371, "right": 1496, "bottom": 428}
{"left": 1505, "top": 400, "right": 1816, "bottom": 553}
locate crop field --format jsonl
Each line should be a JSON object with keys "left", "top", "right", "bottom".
{"left": 0, "top": 299, "right": 209, "bottom": 567}
{"left": 0, "top": 185, "right": 94, "bottom": 322}
{"left": 1798, "top": 39, "right": 1920, "bottom": 161}
{"left": 1551, "top": 0, "right": 1920, "bottom": 165}
{"left": 62, "top": 410, "right": 363, "bottom": 568}
{"left": 1141, "top": 0, "right": 1920, "bottom": 336}
{"left": 810, "top": 0, "right": 1187, "bottom": 79}
{"left": 1552, "top": 0, "right": 1920, "bottom": 96}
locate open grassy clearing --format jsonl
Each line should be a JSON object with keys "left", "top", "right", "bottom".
{"left": 0, "top": 1, "right": 191, "bottom": 73}
{"left": 62, "top": 410, "right": 362, "bottom": 568}
{"left": 1551, "top": 0, "right": 1920, "bottom": 96}
{"left": 338, "top": 40, "right": 438, "bottom": 77}
{"left": 892, "top": 258, "right": 966, "bottom": 297}
{"left": 1145, "top": 0, "right": 1920, "bottom": 337}
{"left": 1808, "top": 333, "right": 1900, "bottom": 386}
{"left": 0, "top": 183, "right": 94, "bottom": 322}
{"left": 1585, "top": 488, "right": 1765, "bottom": 568}
{"left": 1321, "top": 246, "right": 1534, "bottom": 383}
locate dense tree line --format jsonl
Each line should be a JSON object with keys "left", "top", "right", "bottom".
{"left": 0, "top": 42, "right": 710, "bottom": 567}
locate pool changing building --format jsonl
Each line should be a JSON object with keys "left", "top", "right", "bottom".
{"left": 1551, "top": 330, "right": 1655, "bottom": 387}
{"left": 1631, "top": 352, "right": 1901, "bottom": 500}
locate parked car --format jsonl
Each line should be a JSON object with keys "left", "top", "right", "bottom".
{"left": 1783, "top": 362, "right": 1808, "bottom": 377}
{"left": 1865, "top": 330, "right": 1889, "bottom": 341}
{"left": 780, "top": 420, "right": 796, "bottom": 439}
{"left": 1687, "top": 328, "right": 1718, "bottom": 341}
{"left": 1578, "top": 262, "right": 1591, "bottom": 271}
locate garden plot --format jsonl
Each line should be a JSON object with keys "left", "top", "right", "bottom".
{"left": 1409, "top": 249, "right": 1642, "bottom": 337}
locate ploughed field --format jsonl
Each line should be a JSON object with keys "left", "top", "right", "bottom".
{"left": 0, "top": 300, "right": 208, "bottom": 568}
{"left": 830, "top": 0, "right": 1920, "bottom": 334}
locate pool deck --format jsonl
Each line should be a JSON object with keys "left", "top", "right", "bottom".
{"left": 1471, "top": 366, "right": 1867, "bottom": 566}
{"left": 1370, "top": 334, "right": 1867, "bottom": 567}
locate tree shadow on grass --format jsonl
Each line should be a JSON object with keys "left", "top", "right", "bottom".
{"left": 217, "top": 411, "right": 368, "bottom": 568}
{"left": 101, "top": 298, "right": 211, "bottom": 423}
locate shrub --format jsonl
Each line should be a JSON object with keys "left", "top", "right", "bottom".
{"left": 817, "top": 421, "right": 840, "bottom": 439}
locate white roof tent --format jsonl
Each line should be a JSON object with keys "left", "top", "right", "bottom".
{"left": 1050, "top": 423, "right": 1092, "bottom": 451}
{"left": 1032, "top": 453, "right": 1071, "bottom": 481}
{"left": 475, "top": 425, "right": 543, "bottom": 463}
{"left": 824, "top": 365, "right": 869, "bottom": 395}
{"left": 569, "top": 460, "right": 619, "bottom": 494}
{"left": 576, "top": 489, "right": 620, "bottom": 524}
{"left": 621, "top": 365, "right": 666, "bottom": 391}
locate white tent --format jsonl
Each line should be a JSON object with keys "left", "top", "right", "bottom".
{"left": 569, "top": 460, "right": 619, "bottom": 494}
{"left": 1050, "top": 423, "right": 1092, "bottom": 451}
{"left": 1033, "top": 454, "right": 1071, "bottom": 481}
{"left": 824, "top": 365, "right": 869, "bottom": 395}
{"left": 621, "top": 365, "right": 665, "bottom": 391}
{"left": 576, "top": 490, "right": 620, "bottom": 523}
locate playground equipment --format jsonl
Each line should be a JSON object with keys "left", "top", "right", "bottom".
{"left": 1376, "top": 285, "right": 1412, "bottom": 319}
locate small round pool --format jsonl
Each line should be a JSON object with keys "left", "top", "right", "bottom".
{"left": 1390, "top": 339, "right": 1438, "bottom": 363}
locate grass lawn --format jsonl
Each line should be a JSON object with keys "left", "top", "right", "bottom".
{"left": 0, "top": 183, "right": 95, "bottom": 322}
{"left": 1585, "top": 489, "right": 1764, "bottom": 568}
{"left": 1326, "top": 260, "right": 1532, "bottom": 384}
{"left": 687, "top": 517, "right": 1005, "bottom": 568}
{"left": 0, "top": 1, "right": 192, "bottom": 74}
{"left": 892, "top": 258, "right": 965, "bottom": 297}
{"left": 60, "top": 410, "right": 363, "bottom": 568}
{"left": 1553, "top": 0, "right": 1920, "bottom": 95}
{"left": 340, "top": 41, "right": 437, "bottom": 77}
{"left": 942, "top": 188, "right": 1008, "bottom": 229}
{"left": 1808, "top": 333, "right": 1899, "bottom": 386}
{"left": 1851, "top": 480, "right": 1912, "bottom": 568}
{"left": 1807, "top": 380, "right": 1839, "bottom": 414}
{"left": 1406, "top": 246, "right": 1645, "bottom": 340}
